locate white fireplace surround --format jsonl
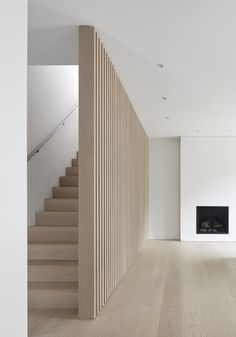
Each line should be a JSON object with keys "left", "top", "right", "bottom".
{"left": 181, "top": 137, "right": 236, "bottom": 241}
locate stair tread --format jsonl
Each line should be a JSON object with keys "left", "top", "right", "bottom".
{"left": 28, "top": 282, "right": 78, "bottom": 290}
{"left": 53, "top": 186, "right": 78, "bottom": 188}
{"left": 29, "top": 225, "right": 77, "bottom": 228}
{"left": 45, "top": 198, "right": 78, "bottom": 211}
{"left": 71, "top": 158, "right": 78, "bottom": 167}
{"left": 37, "top": 211, "right": 78, "bottom": 214}
{"left": 60, "top": 176, "right": 78, "bottom": 187}
{"left": 28, "top": 260, "right": 78, "bottom": 266}
{"left": 60, "top": 176, "right": 78, "bottom": 180}
{"left": 36, "top": 211, "right": 78, "bottom": 218}
{"left": 66, "top": 167, "right": 78, "bottom": 176}
{"left": 53, "top": 187, "right": 78, "bottom": 190}
{"left": 45, "top": 198, "right": 78, "bottom": 201}
{"left": 28, "top": 241, "right": 77, "bottom": 245}
{"left": 28, "top": 241, "right": 78, "bottom": 260}
{"left": 36, "top": 211, "right": 78, "bottom": 226}
{"left": 53, "top": 187, "right": 78, "bottom": 199}
{"left": 28, "top": 226, "right": 78, "bottom": 241}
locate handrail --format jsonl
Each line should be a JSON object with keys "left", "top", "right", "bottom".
{"left": 27, "top": 103, "right": 78, "bottom": 161}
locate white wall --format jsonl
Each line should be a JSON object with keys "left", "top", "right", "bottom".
{"left": 27, "top": 1, "right": 79, "bottom": 65}
{"left": 28, "top": 66, "right": 78, "bottom": 225}
{"left": 181, "top": 137, "right": 236, "bottom": 241}
{"left": 0, "top": 1, "right": 27, "bottom": 336}
{"left": 28, "top": 27, "right": 78, "bottom": 65}
{"left": 149, "top": 138, "right": 180, "bottom": 239}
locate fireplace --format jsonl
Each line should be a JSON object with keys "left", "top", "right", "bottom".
{"left": 196, "top": 206, "right": 229, "bottom": 234}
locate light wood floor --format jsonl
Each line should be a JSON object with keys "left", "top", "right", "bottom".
{"left": 29, "top": 240, "right": 236, "bottom": 337}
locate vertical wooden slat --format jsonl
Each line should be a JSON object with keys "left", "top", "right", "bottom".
{"left": 112, "top": 64, "right": 115, "bottom": 292}
{"left": 95, "top": 32, "right": 99, "bottom": 316}
{"left": 101, "top": 44, "right": 104, "bottom": 309}
{"left": 103, "top": 45, "right": 106, "bottom": 305}
{"left": 98, "top": 37, "right": 102, "bottom": 313}
{"left": 79, "top": 26, "right": 149, "bottom": 319}
{"left": 107, "top": 57, "right": 111, "bottom": 297}
{"left": 105, "top": 55, "right": 108, "bottom": 299}
{"left": 78, "top": 26, "right": 96, "bottom": 319}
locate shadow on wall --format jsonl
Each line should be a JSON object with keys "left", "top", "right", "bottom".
{"left": 28, "top": 1, "right": 83, "bottom": 65}
{"left": 28, "top": 26, "right": 79, "bottom": 65}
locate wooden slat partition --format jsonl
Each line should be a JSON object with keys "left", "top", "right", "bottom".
{"left": 79, "top": 26, "right": 149, "bottom": 318}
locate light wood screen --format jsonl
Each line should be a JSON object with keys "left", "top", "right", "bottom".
{"left": 78, "top": 26, "right": 149, "bottom": 318}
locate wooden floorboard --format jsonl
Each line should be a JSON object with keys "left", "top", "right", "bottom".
{"left": 29, "top": 240, "right": 236, "bottom": 337}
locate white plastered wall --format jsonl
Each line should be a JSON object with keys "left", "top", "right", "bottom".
{"left": 0, "top": 1, "right": 27, "bottom": 336}
{"left": 149, "top": 138, "right": 180, "bottom": 240}
{"left": 181, "top": 137, "right": 236, "bottom": 241}
{"left": 27, "top": 66, "right": 78, "bottom": 225}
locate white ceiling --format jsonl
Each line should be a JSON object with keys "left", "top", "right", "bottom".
{"left": 28, "top": 0, "right": 236, "bottom": 137}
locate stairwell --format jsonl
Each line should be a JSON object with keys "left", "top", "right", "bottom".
{"left": 28, "top": 152, "right": 79, "bottom": 309}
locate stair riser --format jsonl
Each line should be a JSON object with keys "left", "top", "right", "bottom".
{"left": 28, "top": 265, "right": 78, "bottom": 282}
{"left": 60, "top": 177, "right": 78, "bottom": 187}
{"left": 53, "top": 187, "right": 78, "bottom": 199}
{"left": 36, "top": 212, "right": 78, "bottom": 226}
{"left": 28, "top": 245, "right": 78, "bottom": 260}
{"left": 66, "top": 167, "right": 78, "bottom": 176}
{"left": 72, "top": 159, "right": 78, "bottom": 167}
{"left": 28, "top": 226, "right": 78, "bottom": 242}
{"left": 45, "top": 199, "right": 78, "bottom": 212}
{"left": 28, "top": 289, "right": 77, "bottom": 309}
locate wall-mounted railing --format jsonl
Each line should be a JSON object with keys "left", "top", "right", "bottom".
{"left": 27, "top": 103, "right": 78, "bottom": 161}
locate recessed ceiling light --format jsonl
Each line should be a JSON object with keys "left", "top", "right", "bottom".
{"left": 196, "top": 130, "right": 200, "bottom": 133}
{"left": 161, "top": 97, "right": 167, "bottom": 100}
{"left": 165, "top": 116, "right": 170, "bottom": 120}
{"left": 156, "top": 64, "right": 164, "bottom": 68}
{"left": 227, "top": 129, "right": 231, "bottom": 133}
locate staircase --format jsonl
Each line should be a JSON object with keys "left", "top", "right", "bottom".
{"left": 28, "top": 152, "right": 79, "bottom": 309}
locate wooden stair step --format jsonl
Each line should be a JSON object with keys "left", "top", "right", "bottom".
{"left": 29, "top": 281, "right": 77, "bottom": 289}
{"left": 71, "top": 158, "right": 78, "bottom": 167}
{"left": 60, "top": 176, "right": 78, "bottom": 187}
{"left": 28, "top": 282, "right": 78, "bottom": 309}
{"left": 28, "top": 260, "right": 78, "bottom": 282}
{"left": 28, "top": 225, "right": 78, "bottom": 242}
{"left": 28, "top": 242, "right": 78, "bottom": 260}
{"left": 53, "top": 187, "right": 78, "bottom": 199}
{"left": 28, "top": 260, "right": 78, "bottom": 265}
{"left": 36, "top": 211, "right": 78, "bottom": 226}
{"left": 66, "top": 167, "right": 78, "bottom": 176}
{"left": 45, "top": 198, "right": 78, "bottom": 212}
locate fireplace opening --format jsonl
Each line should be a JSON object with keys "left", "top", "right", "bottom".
{"left": 196, "top": 206, "right": 229, "bottom": 234}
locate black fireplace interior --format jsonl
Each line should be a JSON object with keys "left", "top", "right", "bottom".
{"left": 196, "top": 206, "right": 229, "bottom": 234}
